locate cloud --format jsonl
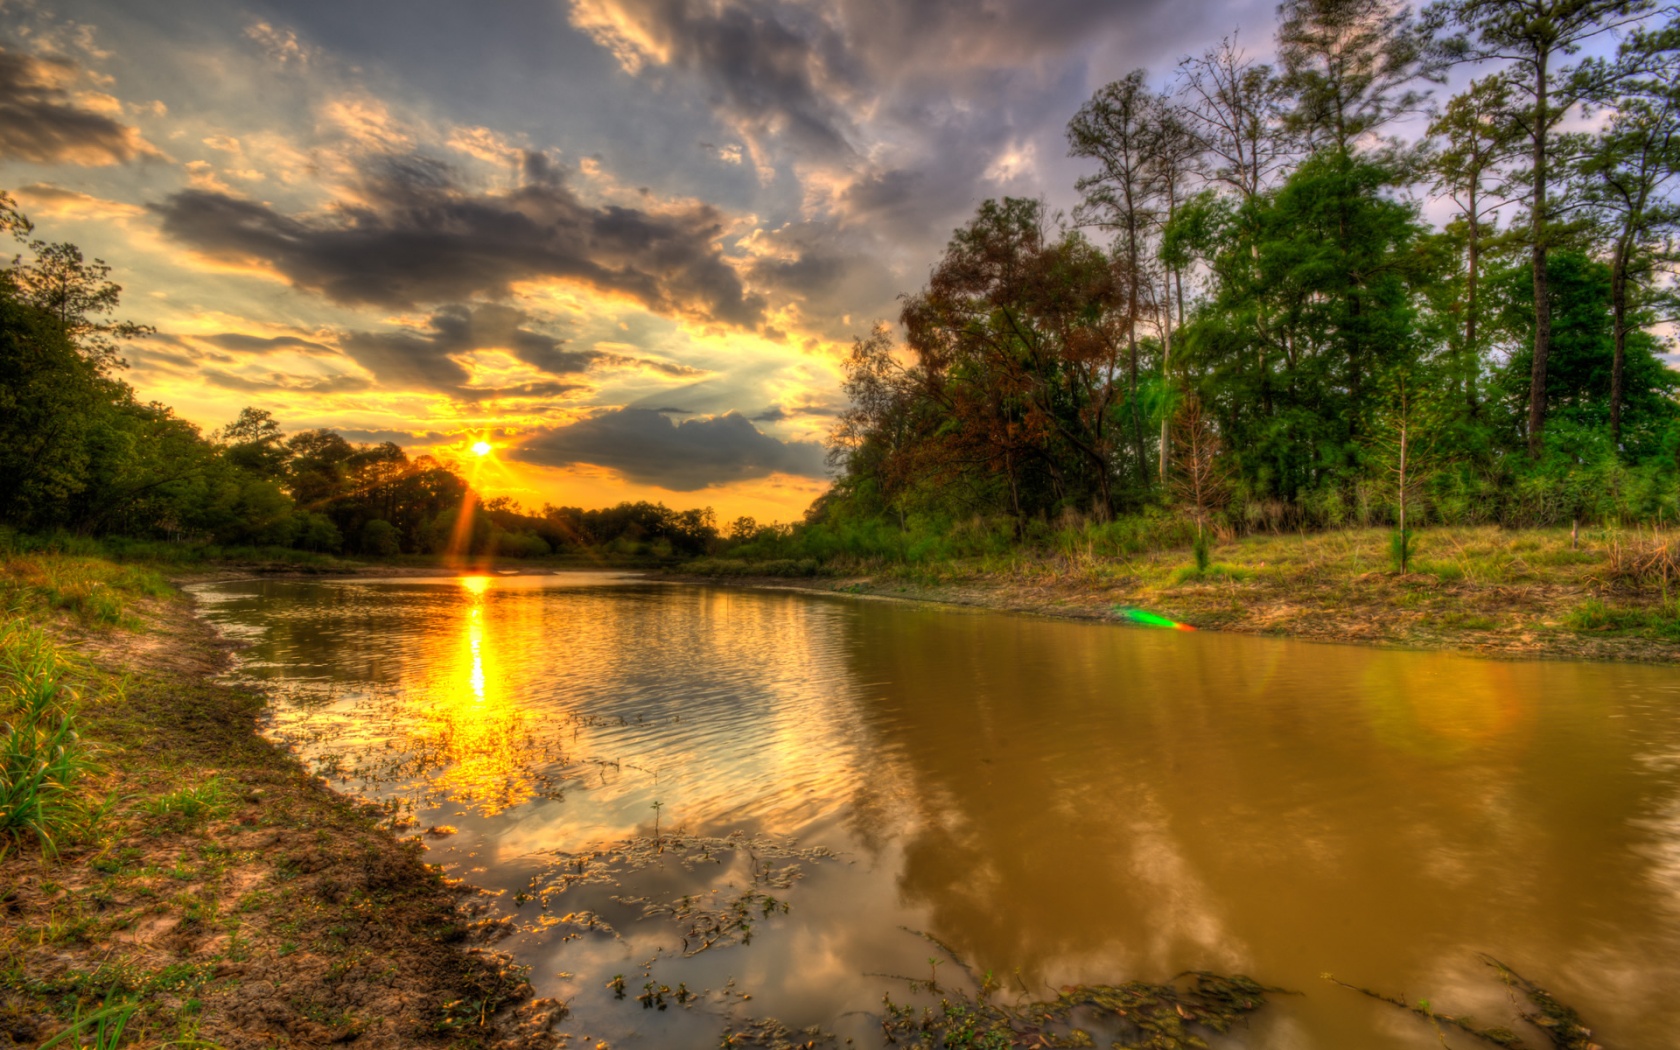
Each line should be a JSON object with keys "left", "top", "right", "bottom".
{"left": 198, "top": 333, "right": 337, "bottom": 356}
{"left": 570, "top": 0, "right": 861, "bottom": 173}
{"left": 203, "top": 369, "right": 373, "bottom": 394}
{"left": 335, "top": 428, "right": 453, "bottom": 445}
{"left": 448, "top": 125, "right": 523, "bottom": 167}
{"left": 512, "top": 406, "right": 826, "bottom": 489}
{"left": 738, "top": 219, "right": 900, "bottom": 333}
{"left": 12, "top": 183, "right": 143, "bottom": 219}
{"left": 334, "top": 302, "right": 697, "bottom": 396}
{"left": 245, "top": 21, "right": 316, "bottom": 68}
{"left": 0, "top": 46, "right": 159, "bottom": 165}
{"left": 151, "top": 150, "right": 766, "bottom": 327}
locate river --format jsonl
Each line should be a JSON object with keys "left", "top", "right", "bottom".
{"left": 188, "top": 572, "right": 1680, "bottom": 1048}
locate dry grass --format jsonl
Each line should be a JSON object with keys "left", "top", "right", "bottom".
{"left": 783, "top": 526, "right": 1680, "bottom": 662}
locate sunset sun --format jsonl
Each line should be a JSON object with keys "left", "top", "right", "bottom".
{"left": 471, "top": 441, "right": 493, "bottom": 458}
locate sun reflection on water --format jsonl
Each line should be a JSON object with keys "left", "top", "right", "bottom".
{"left": 420, "top": 574, "right": 542, "bottom": 812}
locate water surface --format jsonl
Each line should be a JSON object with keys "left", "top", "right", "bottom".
{"left": 190, "top": 573, "right": 1680, "bottom": 1048}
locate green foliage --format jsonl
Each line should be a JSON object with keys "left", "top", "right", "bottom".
{"left": 1389, "top": 529, "right": 1415, "bottom": 573}
{"left": 0, "top": 622, "right": 93, "bottom": 856}
{"left": 1566, "top": 597, "right": 1680, "bottom": 638}
{"left": 809, "top": 7, "right": 1680, "bottom": 552}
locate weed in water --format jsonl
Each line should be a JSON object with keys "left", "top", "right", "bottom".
{"left": 1327, "top": 955, "right": 1596, "bottom": 1050}
{"left": 879, "top": 931, "right": 1275, "bottom": 1050}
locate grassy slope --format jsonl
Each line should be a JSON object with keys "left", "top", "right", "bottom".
{"left": 696, "top": 526, "right": 1680, "bottom": 662}
{"left": 0, "top": 555, "right": 561, "bottom": 1049}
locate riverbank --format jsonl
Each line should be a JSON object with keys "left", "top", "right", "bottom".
{"left": 681, "top": 525, "right": 1680, "bottom": 663}
{"left": 0, "top": 555, "right": 562, "bottom": 1049}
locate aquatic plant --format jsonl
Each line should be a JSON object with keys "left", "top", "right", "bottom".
{"left": 878, "top": 931, "right": 1274, "bottom": 1050}
{"left": 1325, "top": 955, "right": 1601, "bottom": 1050}
{"left": 524, "top": 831, "right": 834, "bottom": 950}
{"left": 719, "top": 1016, "right": 838, "bottom": 1049}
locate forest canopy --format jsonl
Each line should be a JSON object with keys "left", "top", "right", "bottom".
{"left": 818, "top": 0, "right": 1680, "bottom": 545}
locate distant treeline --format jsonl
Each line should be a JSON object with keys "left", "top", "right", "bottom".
{"left": 0, "top": 191, "right": 728, "bottom": 560}
{"left": 814, "top": 0, "right": 1680, "bottom": 554}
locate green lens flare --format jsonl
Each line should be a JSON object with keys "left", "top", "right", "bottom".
{"left": 1116, "top": 607, "right": 1194, "bottom": 631}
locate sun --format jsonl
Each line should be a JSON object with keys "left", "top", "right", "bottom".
{"left": 470, "top": 441, "right": 493, "bottom": 457}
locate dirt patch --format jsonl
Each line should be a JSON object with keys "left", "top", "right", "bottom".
{"left": 0, "top": 593, "right": 563, "bottom": 1049}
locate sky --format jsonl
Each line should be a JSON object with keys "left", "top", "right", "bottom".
{"left": 0, "top": 0, "right": 1292, "bottom": 521}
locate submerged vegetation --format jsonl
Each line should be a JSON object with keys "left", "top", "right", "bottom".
{"left": 1328, "top": 955, "right": 1603, "bottom": 1050}
{"left": 877, "top": 932, "right": 1273, "bottom": 1050}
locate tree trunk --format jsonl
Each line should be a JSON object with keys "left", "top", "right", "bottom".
{"left": 1527, "top": 52, "right": 1552, "bottom": 458}
{"left": 1465, "top": 209, "right": 1481, "bottom": 418}
{"left": 1160, "top": 266, "right": 1172, "bottom": 485}
{"left": 1611, "top": 243, "right": 1628, "bottom": 448}
{"left": 1126, "top": 220, "right": 1147, "bottom": 495}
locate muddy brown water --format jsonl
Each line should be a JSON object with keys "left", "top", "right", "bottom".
{"left": 188, "top": 573, "right": 1680, "bottom": 1048}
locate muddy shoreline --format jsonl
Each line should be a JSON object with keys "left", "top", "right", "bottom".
{"left": 665, "top": 565, "right": 1680, "bottom": 664}
{"left": 170, "top": 546, "right": 1680, "bottom": 664}
{"left": 1, "top": 583, "right": 563, "bottom": 1049}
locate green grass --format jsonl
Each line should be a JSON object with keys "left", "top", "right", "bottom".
{"left": 0, "top": 621, "right": 96, "bottom": 857}
{"left": 1170, "top": 564, "right": 1251, "bottom": 585}
{"left": 1565, "top": 598, "right": 1680, "bottom": 638}
{"left": 1, "top": 554, "right": 170, "bottom": 627}
{"left": 144, "top": 779, "right": 232, "bottom": 827}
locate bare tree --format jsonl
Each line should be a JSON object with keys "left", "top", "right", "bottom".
{"left": 1171, "top": 395, "right": 1229, "bottom": 543}
{"left": 1177, "top": 35, "right": 1294, "bottom": 201}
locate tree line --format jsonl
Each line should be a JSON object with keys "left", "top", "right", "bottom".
{"left": 0, "top": 193, "right": 724, "bottom": 559}
{"left": 824, "top": 0, "right": 1680, "bottom": 541}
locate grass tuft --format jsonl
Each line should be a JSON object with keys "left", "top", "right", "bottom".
{"left": 144, "top": 778, "right": 231, "bottom": 826}
{"left": 0, "top": 622, "right": 95, "bottom": 856}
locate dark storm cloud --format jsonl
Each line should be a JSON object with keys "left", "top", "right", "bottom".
{"left": 512, "top": 406, "right": 826, "bottom": 489}
{"left": 740, "top": 220, "right": 900, "bottom": 333}
{"left": 335, "top": 302, "right": 696, "bottom": 397}
{"left": 412, "top": 303, "right": 599, "bottom": 375}
{"left": 571, "top": 0, "right": 1266, "bottom": 288}
{"left": 744, "top": 402, "right": 836, "bottom": 423}
{"left": 0, "top": 47, "right": 159, "bottom": 166}
{"left": 574, "top": 0, "right": 861, "bottom": 161}
{"left": 150, "top": 150, "right": 765, "bottom": 326}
